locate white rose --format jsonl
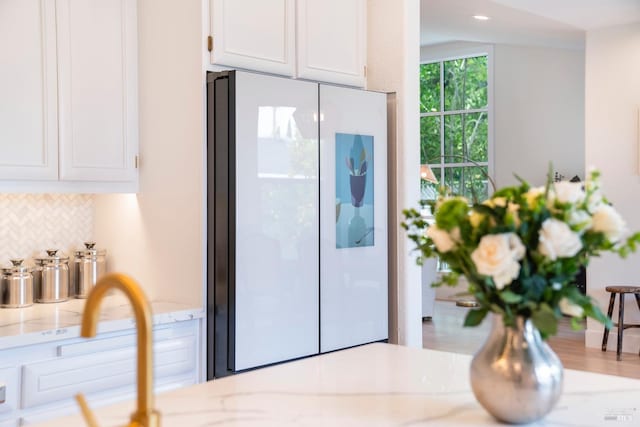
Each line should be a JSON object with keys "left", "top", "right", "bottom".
{"left": 506, "top": 203, "right": 521, "bottom": 226}
{"left": 426, "top": 225, "right": 458, "bottom": 253}
{"left": 538, "top": 218, "right": 582, "bottom": 260}
{"left": 592, "top": 204, "right": 626, "bottom": 243}
{"left": 469, "top": 211, "right": 484, "bottom": 228}
{"left": 487, "top": 197, "right": 507, "bottom": 208}
{"left": 568, "top": 209, "right": 592, "bottom": 232}
{"left": 508, "top": 233, "right": 526, "bottom": 260}
{"left": 553, "top": 181, "right": 585, "bottom": 204}
{"left": 524, "top": 186, "right": 545, "bottom": 207}
{"left": 483, "top": 198, "right": 520, "bottom": 225}
{"left": 586, "top": 190, "right": 603, "bottom": 214}
{"left": 559, "top": 297, "right": 584, "bottom": 317}
{"left": 471, "top": 233, "right": 525, "bottom": 290}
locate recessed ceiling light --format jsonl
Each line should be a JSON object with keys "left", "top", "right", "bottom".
{"left": 473, "top": 15, "right": 490, "bottom": 21}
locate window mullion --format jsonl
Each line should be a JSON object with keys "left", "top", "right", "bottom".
{"left": 439, "top": 60, "right": 445, "bottom": 182}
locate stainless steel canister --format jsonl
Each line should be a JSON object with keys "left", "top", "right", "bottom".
{"left": 73, "top": 242, "right": 107, "bottom": 298}
{"left": 34, "top": 249, "right": 70, "bottom": 303}
{"left": 1, "top": 259, "right": 34, "bottom": 308}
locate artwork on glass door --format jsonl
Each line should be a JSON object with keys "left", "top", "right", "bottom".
{"left": 335, "top": 133, "right": 374, "bottom": 249}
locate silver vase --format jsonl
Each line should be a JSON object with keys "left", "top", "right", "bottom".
{"left": 470, "top": 315, "right": 563, "bottom": 424}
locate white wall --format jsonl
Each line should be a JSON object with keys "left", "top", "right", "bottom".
{"left": 94, "top": 0, "right": 204, "bottom": 306}
{"left": 584, "top": 23, "right": 640, "bottom": 352}
{"left": 494, "top": 45, "right": 584, "bottom": 187}
{"left": 421, "top": 42, "right": 585, "bottom": 188}
{"left": 368, "top": 0, "right": 422, "bottom": 347}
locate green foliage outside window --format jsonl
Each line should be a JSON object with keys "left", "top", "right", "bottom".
{"left": 420, "top": 55, "right": 489, "bottom": 202}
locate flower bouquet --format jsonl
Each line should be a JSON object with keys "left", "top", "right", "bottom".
{"left": 402, "top": 169, "right": 640, "bottom": 423}
{"left": 403, "top": 169, "right": 640, "bottom": 337}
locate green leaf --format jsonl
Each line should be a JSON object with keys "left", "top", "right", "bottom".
{"left": 531, "top": 304, "right": 558, "bottom": 338}
{"left": 464, "top": 308, "right": 489, "bottom": 327}
{"left": 570, "top": 317, "right": 584, "bottom": 331}
{"left": 499, "top": 290, "right": 523, "bottom": 304}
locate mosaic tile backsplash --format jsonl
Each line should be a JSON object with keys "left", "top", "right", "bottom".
{"left": 0, "top": 194, "right": 94, "bottom": 265}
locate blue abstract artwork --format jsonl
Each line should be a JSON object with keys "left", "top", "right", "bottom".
{"left": 335, "top": 133, "right": 374, "bottom": 249}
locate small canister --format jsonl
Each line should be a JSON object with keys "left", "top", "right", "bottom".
{"left": 73, "top": 242, "right": 107, "bottom": 298}
{"left": 1, "top": 259, "right": 34, "bottom": 308}
{"left": 34, "top": 249, "right": 70, "bottom": 303}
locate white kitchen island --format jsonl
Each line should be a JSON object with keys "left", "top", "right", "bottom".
{"left": 32, "top": 342, "right": 639, "bottom": 426}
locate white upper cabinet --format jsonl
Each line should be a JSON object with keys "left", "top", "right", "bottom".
{"left": 210, "top": 0, "right": 296, "bottom": 76}
{"left": 296, "top": 0, "right": 366, "bottom": 87}
{"left": 208, "top": 0, "right": 366, "bottom": 87}
{"left": 56, "top": 0, "right": 138, "bottom": 182}
{"left": 0, "top": 0, "right": 138, "bottom": 191}
{"left": 0, "top": 0, "right": 58, "bottom": 180}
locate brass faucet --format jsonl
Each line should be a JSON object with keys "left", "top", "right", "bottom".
{"left": 74, "top": 273, "right": 161, "bottom": 427}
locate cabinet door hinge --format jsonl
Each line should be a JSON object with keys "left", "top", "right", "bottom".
{"left": 207, "top": 35, "right": 213, "bottom": 52}
{"left": 364, "top": 65, "right": 367, "bottom": 77}
{"left": 135, "top": 155, "right": 139, "bottom": 169}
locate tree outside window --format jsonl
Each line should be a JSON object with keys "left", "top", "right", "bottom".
{"left": 420, "top": 55, "right": 490, "bottom": 202}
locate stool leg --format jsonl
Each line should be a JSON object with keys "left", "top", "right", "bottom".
{"left": 617, "top": 294, "right": 625, "bottom": 361}
{"left": 602, "top": 292, "right": 616, "bottom": 351}
{"left": 636, "top": 294, "right": 640, "bottom": 358}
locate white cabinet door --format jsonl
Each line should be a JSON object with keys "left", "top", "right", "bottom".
{"left": 0, "top": 0, "right": 58, "bottom": 180}
{"left": 297, "top": 0, "right": 366, "bottom": 87}
{"left": 210, "top": 0, "right": 295, "bottom": 76}
{"left": 56, "top": 0, "right": 138, "bottom": 182}
{"left": 319, "top": 84, "right": 388, "bottom": 353}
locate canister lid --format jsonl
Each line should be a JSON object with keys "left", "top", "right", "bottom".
{"left": 35, "top": 249, "right": 69, "bottom": 264}
{"left": 75, "top": 241, "right": 106, "bottom": 257}
{"left": 2, "top": 259, "right": 33, "bottom": 274}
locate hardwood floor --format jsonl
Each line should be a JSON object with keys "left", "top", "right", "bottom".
{"left": 423, "top": 300, "right": 640, "bottom": 379}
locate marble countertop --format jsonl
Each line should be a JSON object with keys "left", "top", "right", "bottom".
{"left": 0, "top": 295, "right": 204, "bottom": 349}
{"left": 32, "top": 342, "right": 640, "bottom": 427}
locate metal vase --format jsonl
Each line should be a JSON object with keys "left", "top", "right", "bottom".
{"left": 470, "top": 314, "right": 563, "bottom": 424}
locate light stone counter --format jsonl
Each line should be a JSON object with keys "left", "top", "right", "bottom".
{"left": 0, "top": 294, "right": 204, "bottom": 349}
{"left": 32, "top": 342, "right": 640, "bottom": 426}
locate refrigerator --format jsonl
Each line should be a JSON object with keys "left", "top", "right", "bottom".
{"left": 207, "top": 70, "right": 388, "bottom": 379}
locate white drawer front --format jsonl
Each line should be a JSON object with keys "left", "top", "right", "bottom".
{"left": 22, "top": 336, "right": 195, "bottom": 409}
{"left": 0, "top": 367, "right": 19, "bottom": 420}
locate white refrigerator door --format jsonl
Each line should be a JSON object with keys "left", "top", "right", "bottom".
{"left": 319, "top": 84, "right": 388, "bottom": 353}
{"left": 234, "top": 71, "right": 319, "bottom": 370}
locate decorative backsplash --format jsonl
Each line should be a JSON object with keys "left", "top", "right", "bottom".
{"left": 0, "top": 194, "right": 94, "bottom": 265}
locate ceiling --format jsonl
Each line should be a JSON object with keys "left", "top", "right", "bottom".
{"left": 421, "top": 0, "right": 640, "bottom": 49}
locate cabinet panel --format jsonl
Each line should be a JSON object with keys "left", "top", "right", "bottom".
{"left": 21, "top": 336, "right": 195, "bottom": 409}
{"left": 57, "top": 0, "right": 138, "bottom": 182}
{"left": 0, "top": 367, "right": 19, "bottom": 421}
{"left": 297, "top": 0, "right": 366, "bottom": 87}
{"left": 319, "top": 85, "right": 388, "bottom": 352}
{"left": 211, "top": 0, "right": 295, "bottom": 76}
{"left": 0, "top": 0, "right": 58, "bottom": 180}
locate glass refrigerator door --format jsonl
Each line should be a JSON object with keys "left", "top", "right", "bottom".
{"left": 319, "top": 84, "right": 388, "bottom": 353}
{"left": 233, "top": 71, "right": 320, "bottom": 370}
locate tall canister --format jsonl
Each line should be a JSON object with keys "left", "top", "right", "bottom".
{"left": 1, "top": 259, "right": 34, "bottom": 308}
{"left": 74, "top": 242, "right": 107, "bottom": 298}
{"left": 34, "top": 249, "right": 70, "bottom": 303}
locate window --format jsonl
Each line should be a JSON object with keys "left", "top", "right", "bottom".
{"left": 420, "top": 53, "right": 491, "bottom": 202}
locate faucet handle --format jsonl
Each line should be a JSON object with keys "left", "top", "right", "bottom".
{"left": 75, "top": 393, "right": 100, "bottom": 427}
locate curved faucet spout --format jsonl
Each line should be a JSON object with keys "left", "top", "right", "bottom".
{"left": 79, "top": 273, "right": 160, "bottom": 427}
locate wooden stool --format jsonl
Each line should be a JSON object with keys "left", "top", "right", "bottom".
{"left": 601, "top": 286, "right": 640, "bottom": 361}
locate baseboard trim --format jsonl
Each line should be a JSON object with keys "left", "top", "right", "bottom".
{"left": 586, "top": 328, "right": 640, "bottom": 354}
